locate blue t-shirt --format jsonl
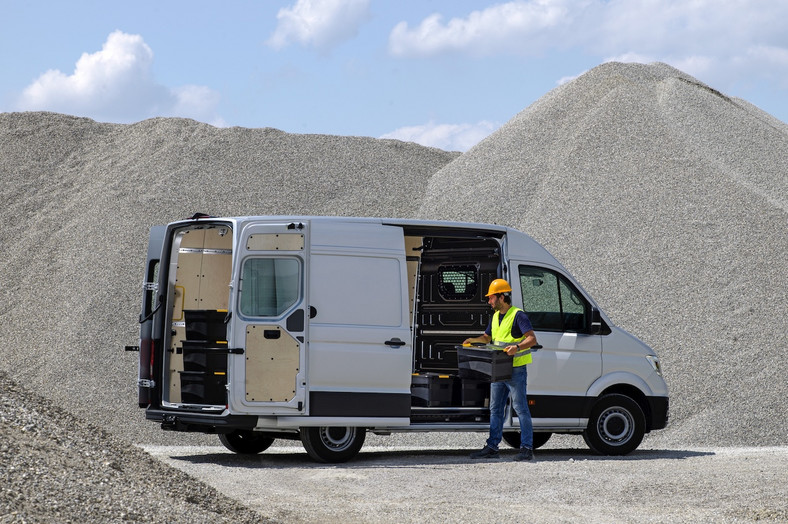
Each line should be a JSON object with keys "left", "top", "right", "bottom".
{"left": 485, "top": 309, "right": 534, "bottom": 339}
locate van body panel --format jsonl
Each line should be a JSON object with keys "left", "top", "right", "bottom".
{"left": 528, "top": 332, "right": 603, "bottom": 396}
{"left": 586, "top": 371, "right": 658, "bottom": 398}
{"left": 597, "top": 327, "right": 669, "bottom": 397}
{"left": 264, "top": 416, "right": 411, "bottom": 428}
{"left": 306, "top": 223, "right": 412, "bottom": 421}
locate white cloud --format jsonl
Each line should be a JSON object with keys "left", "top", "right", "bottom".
{"left": 389, "top": 1, "right": 569, "bottom": 57}
{"left": 387, "top": 1, "right": 788, "bottom": 92}
{"left": 380, "top": 120, "right": 500, "bottom": 152}
{"left": 267, "top": 0, "right": 371, "bottom": 52}
{"left": 15, "top": 30, "right": 223, "bottom": 125}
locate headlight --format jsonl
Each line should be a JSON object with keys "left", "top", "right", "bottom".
{"left": 646, "top": 355, "right": 663, "bottom": 376}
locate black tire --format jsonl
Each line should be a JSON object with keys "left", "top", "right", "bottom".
{"left": 502, "top": 431, "right": 552, "bottom": 449}
{"left": 582, "top": 394, "right": 645, "bottom": 455}
{"left": 218, "top": 430, "right": 275, "bottom": 455}
{"left": 532, "top": 432, "right": 552, "bottom": 449}
{"left": 300, "top": 426, "right": 366, "bottom": 463}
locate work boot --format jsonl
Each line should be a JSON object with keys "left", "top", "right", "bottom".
{"left": 469, "top": 445, "right": 500, "bottom": 459}
{"left": 513, "top": 447, "right": 534, "bottom": 462}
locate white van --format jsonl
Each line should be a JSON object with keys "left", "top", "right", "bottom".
{"left": 130, "top": 215, "right": 668, "bottom": 462}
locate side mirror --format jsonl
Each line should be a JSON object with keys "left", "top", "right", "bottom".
{"left": 590, "top": 307, "right": 602, "bottom": 335}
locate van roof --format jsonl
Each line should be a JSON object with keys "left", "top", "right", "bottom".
{"left": 174, "top": 214, "right": 564, "bottom": 269}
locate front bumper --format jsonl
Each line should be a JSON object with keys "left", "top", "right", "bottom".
{"left": 647, "top": 396, "right": 669, "bottom": 430}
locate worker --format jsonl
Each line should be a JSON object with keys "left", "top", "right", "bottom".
{"left": 463, "top": 278, "right": 537, "bottom": 461}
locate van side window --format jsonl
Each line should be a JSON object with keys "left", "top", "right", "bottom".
{"left": 438, "top": 265, "right": 478, "bottom": 301}
{"left": 240, "top": 257, "right": 300, "bottom": 317}
{"left": 518, "top": 265, "right": 588, "bottom": 332}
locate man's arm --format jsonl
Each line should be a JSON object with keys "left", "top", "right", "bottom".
{"left": 504, "top": 330, "right": 537, "bottom": 356}
{"left": 463, "top": 333, "right": 491, "bottom": 345}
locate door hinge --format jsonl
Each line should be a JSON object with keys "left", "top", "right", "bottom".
{"left": 125, "top": 345, "right": 140, "bottom": 352}
{"left": 138, "top": 379, "right": 155, "bottom": 388}
{"left": 227, "top": 347, "right": 245, "bottom": 354}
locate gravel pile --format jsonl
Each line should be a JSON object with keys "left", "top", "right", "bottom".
{"left": 0, "top": 113, "right": 456, "bottom": 446}
{"left": 418, "top": 62, "right": 788, "bottom": 447}
{"left": 0, "top": 61, "right": 786, "bottom": 521}
{"left": 0, "top": 371, "right": 266, "bottom": 522}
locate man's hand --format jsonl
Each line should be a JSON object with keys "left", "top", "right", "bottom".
{"left": 464, "top": 334, "right": 491, "bottom": 346}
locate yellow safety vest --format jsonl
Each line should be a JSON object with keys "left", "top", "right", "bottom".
{"left": 491, "top": 306, "right": 533, "bottom": 367}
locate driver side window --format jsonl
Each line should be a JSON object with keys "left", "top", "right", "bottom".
{"left": 518, "top": 265, "right": 589, "bottom": 332}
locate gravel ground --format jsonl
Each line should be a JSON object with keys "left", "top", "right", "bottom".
{"left": 1, "top": 61, "right": 786, "bottom": 522}
{"left": 144, "top": 443, "right": 788, "bottom": 523}
{"left": 4, "top": 369, "right": 786, "bottom": 523}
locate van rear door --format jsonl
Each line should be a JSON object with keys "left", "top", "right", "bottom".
{"left": 229, "top": 221, "right": 308, "bottom": 415}
{"left": 136, "top": 225, "right": 166, "bottom": 407}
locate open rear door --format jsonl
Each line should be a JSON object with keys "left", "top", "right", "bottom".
{"left": 229, "top": 220, "right": 308, "bottom": 415}
{"left": 135, "top": 225, "right": 166, "bottom": 407}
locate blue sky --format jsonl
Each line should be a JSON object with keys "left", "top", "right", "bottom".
{"left": 2, "top": 1, "right": 787, "bottom": 151}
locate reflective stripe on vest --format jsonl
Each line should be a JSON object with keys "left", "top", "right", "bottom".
{"left": 491, "top": 306, "right": 533, "bottom": 367}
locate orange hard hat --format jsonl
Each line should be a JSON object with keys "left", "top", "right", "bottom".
{"left": 486, "top": 278, "right": 512, "bottom": 296}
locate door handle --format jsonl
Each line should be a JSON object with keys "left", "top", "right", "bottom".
{"left": 385, "top": 338, "right": 406, "bottom": 347}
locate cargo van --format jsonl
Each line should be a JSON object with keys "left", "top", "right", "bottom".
{"left": 129, "top": 215, "right": 668, "bottom": 462}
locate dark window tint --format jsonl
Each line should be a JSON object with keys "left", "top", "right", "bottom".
{"left": 518, "top": 265, "right": 589, "bottom": 332}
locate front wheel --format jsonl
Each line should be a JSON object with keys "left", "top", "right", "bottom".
{"left": 218, "top": 430, "right": 275, "bottom": 455}
{"left": 583, "top": 394, "right": 645, "bottom": 455}
{"left": 300, "top": 426, "right": 366, "bottom": 463}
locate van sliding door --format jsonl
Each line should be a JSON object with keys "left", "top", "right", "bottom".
{"left": 306, "top": 222, "right": 412, "bottom": 421}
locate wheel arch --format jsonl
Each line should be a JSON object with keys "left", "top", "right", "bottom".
{"left": 586, "top": 372, "right": 655, "bottom": 432}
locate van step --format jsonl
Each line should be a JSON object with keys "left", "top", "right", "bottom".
{"left": 410, "top": 407, "right": 489, "bottom": 423}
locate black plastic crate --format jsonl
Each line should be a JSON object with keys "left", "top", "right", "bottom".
{"left": 411, "top": 373, "right": 455, "bottom": 407}
{"left": 181, "top": 341, "right": 228, "bottom": 372}
{"left": 457, "top": 345, "right": 513, "bottom": 382}
{"left": 184, "top": 309, "right": 227, "bottom": 342}
{"left": 180, "top": 371, "right": 226, "bottom": 404}
{"left": 459, "top": 378, "right": 489, "bottom": 407}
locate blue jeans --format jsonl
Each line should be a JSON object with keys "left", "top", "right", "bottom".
{"left": 486, "top": 365, "right": 533, "bottom": 450}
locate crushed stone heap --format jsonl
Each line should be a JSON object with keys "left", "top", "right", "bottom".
{"left": 0, "top": 61, "right": 786, "bottom": 448}
{"left": 418, "top": 62, "right": 788, "bottom": 446}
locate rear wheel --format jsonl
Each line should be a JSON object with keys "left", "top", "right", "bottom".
{"left": 218, "top": 430, "right": 275, "bottom": 455}
{"left": 583, "top": 394, "right": 645, "bottom": 455}
{"left": 300, "top": 426, "right": 366, "bottom": 463}
{"left": 502, "top": 431, "right": 552, "bottom": 449}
